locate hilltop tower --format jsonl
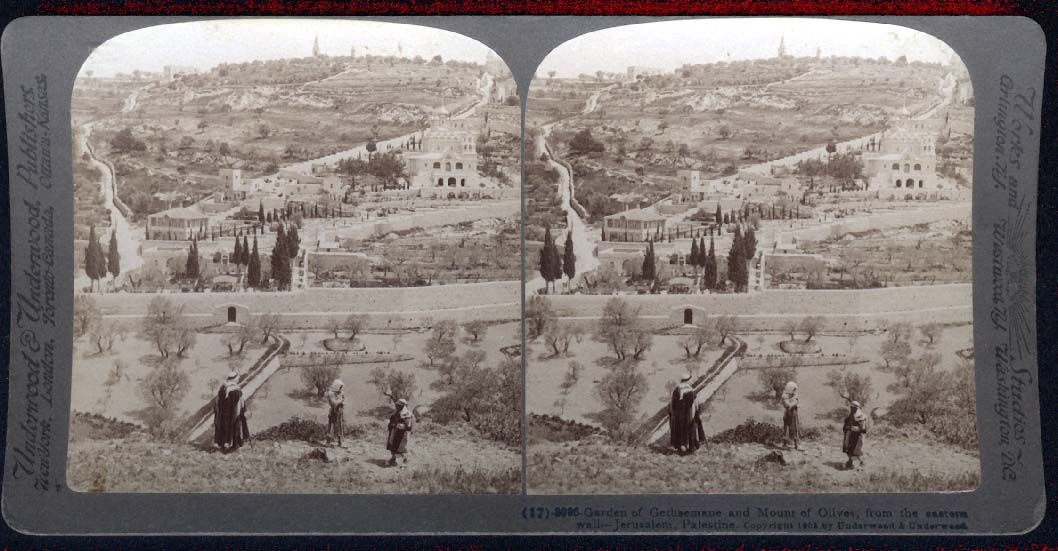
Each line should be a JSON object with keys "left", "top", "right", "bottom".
{"left": 816, "top": 46, "right": 821, "bottom": 59}
{"left": 313, "top": 35, "right": 321, "bottom": 57}
{"left": 777, "top": 35, "right": 787, "bottom": 58}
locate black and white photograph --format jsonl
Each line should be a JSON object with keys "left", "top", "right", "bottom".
{"left": 66, "top": 19, "right": 522, "bottom": 494}
{"left": 523, "top": 18, "right": 978, "bottom": 494}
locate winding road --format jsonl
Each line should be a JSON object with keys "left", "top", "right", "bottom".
{"left": 76, "top": 122, "right": 144, "bottom": 289}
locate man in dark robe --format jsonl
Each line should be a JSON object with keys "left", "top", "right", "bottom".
{"left": 669, "top": 374, "right": 705, "bottom": 454}
{"left": 214, "top": 370, "right": 249, "bottom": 451}
{"left": 386, "top": 398, "right": 415, "bottom": 466}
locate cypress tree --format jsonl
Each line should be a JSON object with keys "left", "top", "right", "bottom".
{"left": 698, "top": 237, "right": 708, "bottom": 271}
{"left": 233, "top": 235, "right": 243, "bottom": 265}
{"left": 715, "top": 204, "right": 722, "bottom": 226}
{"left": 548, "top": 230, "right": 564, "bottom": 290}
{"left": 704, "top": 237, "right": 717, "bottom": 290}
{"left": 241, "top": 236, "right": 250, "bottom": 266}
{"left": 287, "top": 225, "right": 301, "bottom": 260}
{"left": 538, "top": 226, "right": 555, "bottom": 293}
{"left": 727, "top": 238, "right": 742, "bottom": 292}
{"left": 258, "top": 201, "right": 265, "bottom": 224}
{"left": 271, "top": 225, "right": 290, "bottom": 290}
{"left": 562, "top": 230, "right": 577, "bottom": 282}
{"left": 247, "top": 236, "right": 261, "bottom": 289}
{"left": 107, "top": 229, "right": 121, "bottom": 280}
{"left": 689, "top": 238, "right": 700, "bottom": 271}
{"left": 185, "top": 239, "right": 200, "bottom": 280}
{"left": 84, "top": 225, "right": 101, "bottom": 291}
{"left": 745, "top": 227, "right": 758, "bottom": 261}
{"left": 733, "top": 225, "right": 744, "bottom": 257}
{"left": 642, "top": 239, "right": 657, "bottom": 282}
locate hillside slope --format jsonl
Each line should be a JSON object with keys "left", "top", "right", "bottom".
{"left": 527, "top": 424, "right": 979, "bottom": 494}
{"left": 69, "top": 418, "right": 519, "bottom": 494}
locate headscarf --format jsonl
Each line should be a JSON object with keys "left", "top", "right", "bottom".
{"left": 223, "top": 370, "right": 241, "bottom": 392}
{"left": 671, "top": 373, "right": 693, "bottom": 398}
{"left": 783, "top": 381, "right": 798, "bottom": 396}
{"left": 329, "top": 379, "right": 345, "bottom": 393}
{"left": 850, "top": 401, "right": 868, "bottom": 423}
{"left": 396, "top": 399, "right": 414, "bottom": 421}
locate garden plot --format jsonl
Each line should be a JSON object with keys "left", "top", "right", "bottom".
{"left": 70, "top": 331, "right": 266, "bottom": 424}
{"left": 703, "top": 325, "right": 974, "bottom": 436}
{"left": 799, "top": 219, "right": 973, "bottom": 287}
{"left": 250, "top": 321, "right": 520, "bottom": 431}
{"left": 525, "top": 330, "right": 726, "bottom": 426}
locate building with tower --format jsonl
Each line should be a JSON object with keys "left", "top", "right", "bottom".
{"left": 403, "top": 119, "right": 482, "bottom": 190}
{"left": 313, "top": 35, "right": 321, "bottom": 57}
{"left": 862, "top": 109, "right": 947, "bottom": 194}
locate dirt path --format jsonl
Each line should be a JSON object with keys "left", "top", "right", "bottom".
{"left": 526, "top": 127, "right": 600, "bottom": 295}
{"left": 77, "top": 122, "right": 144, "bottom": 287}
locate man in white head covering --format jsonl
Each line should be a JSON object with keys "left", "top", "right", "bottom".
{"left": 326, "top": 378, "right": 345, "bottom": 447}
{"left": 386, "top": 398, "right": 416, "bottom": 466}
{"left": 842, "top": 400, "right": 869, "bottom": 469}
{"left": 213, "top": 370, "right": 248, "bottom": 451}
{"left": 781, "top": 381, "right": 801, "bottom": 450}
{"left": 669, "top": 373, "right": 705, "bottom": 454}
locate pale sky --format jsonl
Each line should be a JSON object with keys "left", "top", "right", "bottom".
{"left": 537, "top": 18, "right": 963, "bottom": 78}
{"left": 80, "top": 19, "right": 496, "bottom": 78}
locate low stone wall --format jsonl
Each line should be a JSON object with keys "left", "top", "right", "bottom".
{"left": 550, "top": 284, "right": 971, "bottom": 319}
{"left": 776, "top": 203, "right": 971, "bottom": 245}
{"left": 334, "top": 200, "right": 519, "bottom": 241}
{"left": 94, "top": 281, "right": 520, "bottom": 329}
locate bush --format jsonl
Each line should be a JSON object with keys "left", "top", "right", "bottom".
{"left": 255, "top": 417, "right": 369, "bottom": 442}
{"left": 429, "top": 356, "right": 520, "bottom": 446}
{"left": 709, "top": 420, "right": 822, "bottom": 445}
{"left": 301, "top": 362, "right": 340, "bottom": 398}
{"left": 69, "top": 412, "right": 140, "bottom": 442}
{"left": 138, "top": 359, "right": 190, "bottom": 439}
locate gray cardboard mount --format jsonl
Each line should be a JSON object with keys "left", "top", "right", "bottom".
{"left": 1, "top": 15, "right": 1046, "bottom": 535}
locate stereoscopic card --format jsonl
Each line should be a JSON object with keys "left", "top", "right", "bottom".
{"left": 1, "top": 15, "right": 1046, "bottom": 534}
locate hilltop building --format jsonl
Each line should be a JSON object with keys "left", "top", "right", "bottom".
{"left": 163, "top": 65, "right": 199, "bottom": 80}
{"left": 862, "top": 111, "right": 946, "bottom": 192}
{"left": 777, "top": 35, "right": 788, "bottom": 58}
{"left": 679, "top": 169, "right": 714, "bottom": 201}
{"left": 626, "top": 66, "right": 665, "bottom": 81}
{"left": 313, "top": 36, "right": 321, "bottom": 57}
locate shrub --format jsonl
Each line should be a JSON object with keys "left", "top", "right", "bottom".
{"left": 300, "top": 362, "right": 340, "bottom": 398}
{"left": 138, "top": 359, "right": 190, "bottom": 439}
{"left": 255, "top": 417, "right": 369, "bottom": 442}
{"left": 709, "top": 420, "right": 822, "bottom": 445}
{"left": 594, "top": 361, "right": 648, "bottom": 440}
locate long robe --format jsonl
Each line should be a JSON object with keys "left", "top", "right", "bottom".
{"left": 782, "top": 393, "right": 800, "bottom": 441}
{"left": 842, "top": 409, "right": 868, "bottom": 457}
{"left": 386, "top": 407, "right": 415, "bottom": 454}
{"left": 669, "top": 386, "right": 705, "bottom": 451}
{"left": 214, "top": 384, "right": 247, "bottom": 449}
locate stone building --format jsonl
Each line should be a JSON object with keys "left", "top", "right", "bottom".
{"left": 146, "top": 206, "right": 212, "bottom": 240}
{"left": 862, "top": 112, "right": 946, "bottom": 192}
{"left": 603, "top": 207, "right": 668, "bottom": 242}
{"left": 404, "top": 121, "right": 480, "bottom": 189}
